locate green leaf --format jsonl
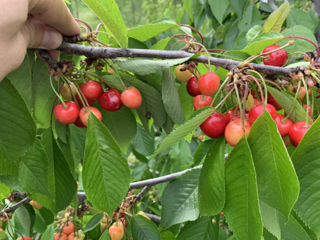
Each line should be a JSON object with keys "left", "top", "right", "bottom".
{"left": 246, "top": 25, "right": 262, "bottom": 43}
{"left": 0, "top": 232, "right": 8, "bottom": 240}
{"left": 83, "top": 213, "right": 105, "bottom": 233}
{"left": 193, "top": 140, "right": 214, "bottom": 166}
{"left": 131, "top": 215, "right": 161, "bottom": 240}
{"left": 263, "top": 2, "right": 290, "bottom": 33}
{"left": 101, "top": 106, "right": 137, "bottom": 152}
{"left": 208, "top": 0, "right": 229, "bottom": 24}
{"left": 241, "top": 36, "right": 283, "bottom": 55}
{"left": 161, "top": 169, "right": 200, "bottom": 228}
{"left": 83, "top": 114, "right": 131, "bottom": 215}
{"left": 286, "top": 8, "right": 316, "bottom": 32}
{"left": 152, "top": 107, "right": 215, "bottom": 157}
{"left": 120, "top": 72, "right": 167, "bottom": 126}
{"left": 82, "top": 0, "right": 127, "bottom": 47}
{"left": 281, "top": 25, "right": 317, "bottom": 54}
{"left": 267, "top": 86, "right": 312, "bottom": 122}
{"left": 178, "top": 82, "right": 194, "bottom": 119}
{"left": 0, "top": 181, "right": 10, "bottom": 200}
{"left": 224, "top": 138, "right": 262, "bottom": 240}
{"left": 0, "top": 79, "right": 36, "bottom": 160}
{"left": 151, "top": 38, "right": 171, "bottom": 50}
{"left": 114, "top": 57, "right": 191, "bottom": 75}
{"left": 132, "top": 124, "right": 155, "bottom": 156}
{"left": 13, "top": 205, "right": 34, "bottom": 237}
{"left": 39, "top": 129, "right": 77, "bottom": 213}
{"left": 32, "top": 60, "right": 56, "bottom": 128}
{"left": 260, "top": 201, "right": 281, "bottom": 240}
{"left": 128, "top": 22, "right": 177, "bottom": 42}
{"left": 199, "top": 138, "right": 225, "bottom": 216}
{"left": 6, "top": 51, "right": 34, "bottom": 109}
{"left": 291, "top": 117, "right": 320, "bottom": 235}
{"left": 248, "top": 112, "right": 299, "bottom": 218}
{"left": 41, "top": 224, "right": 54, "bottom": 240}
{"left": 176, "top": 217, "right": 216, "bottom": 240}
{"left": 162, "top": 68, "right": 185, "bottom": 124}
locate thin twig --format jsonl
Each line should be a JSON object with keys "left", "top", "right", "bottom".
{"left": 57, "top": 42, "right": 303, "bottom": 76}
{"left": 0, "top": 196, "right": 31, "bottom": 217}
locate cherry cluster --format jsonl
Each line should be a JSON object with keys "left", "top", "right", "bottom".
{"left": 177, "top": 44, "right": 312, "bottom": 147}
{"left": 54, "top": 222, "right": 83, "bottom": 240}
{"left": 53, "top": 80, "right": 142, "bottom": 127}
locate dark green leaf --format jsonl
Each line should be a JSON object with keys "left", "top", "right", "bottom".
{"left": 292, "top": 117, "right": 320, "bottom": 235}
{"left": 162, "top": 68, "right": 185, "bottom": 124}
{"left": 248, "top": 112, "right": 299, "bottom": 218}
{"left": 176, "top": 217, "right": 216, "bottom": 240}
{"left": 208, "top": 0, "right": 229, "bottom": 24}
{"left": 101, "top": 106, "right": 137, "bottom": 152}
{"left": 161, "top": 169, "right": 200, "bottom": 228}
{"left": 83, "top": 114, "right": 131, "bottom": 215}
{"left": 199, "top": 138, "right": 225, "bottom": 216}
{"left": 131, "top": 215, "right": 161, "bottom": 240}
{"left": 224, "top": 138, "right": 262, "bottom": 240}
{"left": 83, "top": 213, "right": 105, "bottom": 233}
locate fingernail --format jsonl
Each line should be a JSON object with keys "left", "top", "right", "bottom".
{"left": 40, "top": 30, "right": 62, "bottom": 49}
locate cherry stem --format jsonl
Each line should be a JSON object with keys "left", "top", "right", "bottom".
{"left": 284, "top": 81, "right": 301, "bottom": 122}
{"left": 311, "top": 72, "right": 320, "bottom": 85}
{"left": 178, "top": 24, "right": 203, "bottom": 45}
{"left": 301, "top": 77, "right": 311, "bottom": 125}
{"left": 212, "top": 76, "right": 231, "bottom": 104}
{"left": 207, "top": 49, "right": 227, "bottom": 52}
{"left": 75, "top": 18, "right": 93, "bottom": 32}
{"left": 248, "top": 70, "right": 268, "bottom": 106}
{"left": 243, "top": 82, "right": 249, "bottom": 119}
{"left": 234, "top": 83, "right": 244, "bottom": 128}
{"left": 94, "top": 23, "right": 104, "bottom": 37}
{"left": 50, "top": 76, "right": 67, "bottom": 108}
{"left": 247, "top": 75, "right": 265, "bottom": 104}
{"left": 283, "top": 36, "right": 320, "bottom": 62}
{"left": 215, "top": 87, "right": 234, "bottom": 110}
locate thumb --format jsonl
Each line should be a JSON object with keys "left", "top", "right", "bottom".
{"left": 22, "top": 17, "right": 62, "bottom": 49}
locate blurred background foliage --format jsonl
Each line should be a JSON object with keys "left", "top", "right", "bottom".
{"left": 67, "top": 0, "right": 320, "bottom": 51}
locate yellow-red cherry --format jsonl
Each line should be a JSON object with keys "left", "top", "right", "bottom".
{"left": 79, "top": 107, "right": 102, "bottom": 127}
{"left": 224, "top": 119, "right": 251, "bottom": 146}
{"left": 53, "top": 101, "right": 79, "bottom": 124}
{"left": 198, "top": 72, "right": 220, "bottom": 96}
{"left": 120, "top": 87, "right": 142, "bottom": 109}
{"left": 108, "top": 221, "right": 124, "bottom": 240}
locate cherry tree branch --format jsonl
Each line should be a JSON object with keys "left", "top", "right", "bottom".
{"left": 57, "top": 42, "right": 303, "bottom": 76}
{"left": 0, "top": 196, "right": 31, "bottom": 217}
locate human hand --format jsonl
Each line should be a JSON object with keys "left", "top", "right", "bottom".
{"left": 0, "top": 0, "right": 80, "bottom": 81}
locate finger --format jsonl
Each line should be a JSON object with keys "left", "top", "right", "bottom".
{"left": 22, "top": 17, "right": 62, "bottom": 49}
{"left": 29, "top": 0, "right": 80, "bottom": 36}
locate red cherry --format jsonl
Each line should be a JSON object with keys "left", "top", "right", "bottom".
{"left": 53, "top": 101, "right": 79, "bottom": 124}
{"left": 198, "top": 72, "right": 220, "bottom": 96}
{"left": 193, "top": 95, "right": 214, "bottom": 110}
{"left": 225, "top": 119, "right": 251, "bottom": 146}
{"left": 262, "top": 45, "right": 288, "bottom": 67}
{"left": 274, "top": 114, "right": 293, "bottom": 136}
{"left": 267, "top": 93, "right": 281, "bottom": 110}
{"left": 225, "top": 109, "right": 241, "bottom": 122}
{"left": 289, "top": 121, "right": 311, "bottom": 146}
{"left": 54, "top": 233, "right": 68, "bottom": 240}
{"left": 186, "top": 75, "right": 201, "bottom": 96}
{"left": 79, "top": 107, "right": 102, "bottom": 127}
{"left": 120, "top": 87, "right": 142, "bottom": 109}
{"left": 248, "top": 103, "right": 277, "bottom": 125}
{"left": 74, "top": 117, "right": 86, "bottom": 128}
{"left": 99, "top": 89, "right": 122, "bottom": 111}
{"left": 303, "top": 104, "right": 313, "bottom": 117}
{"left": 200, "top": 112, "right": 227, "bottom": 138}
{"left": 80, "top": 80, "right": 103, "bottom": 101}
{"left": 62, "top": 222, "right": 74, "bottom": 236}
